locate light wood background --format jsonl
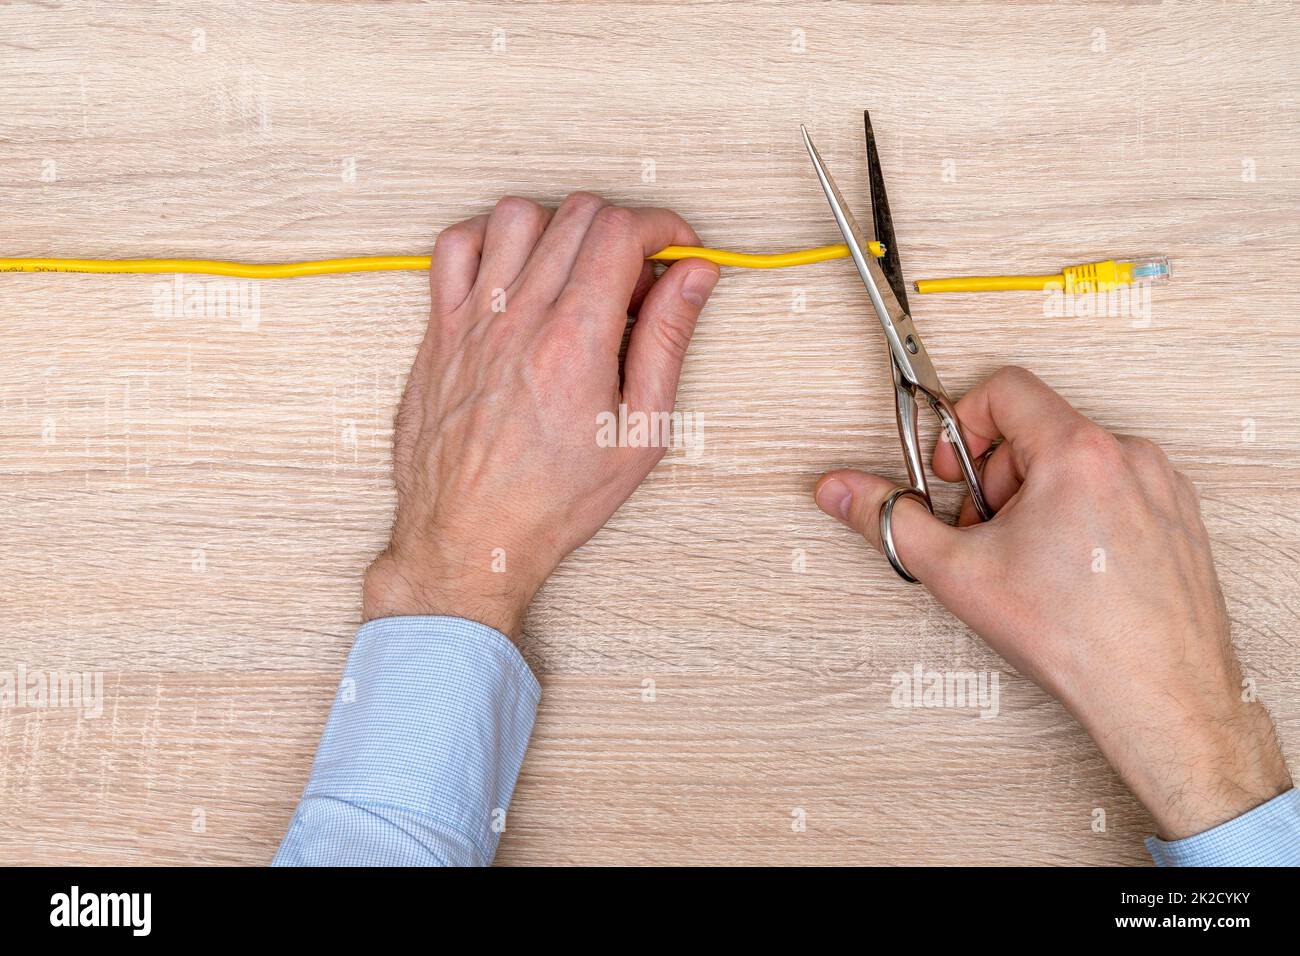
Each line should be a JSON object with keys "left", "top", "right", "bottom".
{"left": 1, "top": 1, "right": 1297, "bottom": 866}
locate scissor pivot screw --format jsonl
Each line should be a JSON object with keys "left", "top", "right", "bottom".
{"left": 904, "top": 335, "right": 919, "bottom": 354}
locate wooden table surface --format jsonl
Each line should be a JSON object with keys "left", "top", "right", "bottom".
{"left": 1, "top": 1, "right": 1297, "bottom": 866}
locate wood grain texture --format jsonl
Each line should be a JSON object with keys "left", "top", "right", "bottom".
{"left": 1, "top": 0, "right": 1297, "bottom": 866}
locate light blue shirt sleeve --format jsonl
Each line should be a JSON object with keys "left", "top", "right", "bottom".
{"left": 1146, "top": 788, "right": 1300, "bottom": 866}
{"left": 275, "top": 612, "right": 1294, "bottom": 866}
{"left": 273, "top": 615, "right": 539, "bottom": 867}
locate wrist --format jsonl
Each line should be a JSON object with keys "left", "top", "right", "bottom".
{"left": 1086, "top": 695, "right": 1291, "bottom": 841}
{"left": 362, "top": 546, "right": 541, "bottom": 642}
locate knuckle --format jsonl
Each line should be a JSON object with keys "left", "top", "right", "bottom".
{"left": 435, "top": 218, "right": 477, "bottom": 248}
{"left": 1126, "top": 436, "right": 1170, "bottom": 470}
{"left": 988, "top": 365, "right": 1041, "bottom": 402}
{"left": 493, "top": 195, "right": 543, "bottom": 222}
{"left": 993, "top": 364, "right": 1035, "bottom": 386}
{"left": 648, "top": 314, "right": 693, "bottom": 360}
{"left": 655, "top": 206, "right": 690, "bottom": 232}
{"left": 534, "top": 327, "right": 583, "bottom": 373}
{"left": 561, "top": 191, "right": 607, "bottom": 216}
{"left": 982, "top": 364, "right": 1034, "bottom": 398}
{"left": 593, "top": 205, "right": 638, "bottom": 236}
{"left": 1061, "top": 424, "right": 1124, "bottom": 470}
{"left": 853, "top": 497, "right": 885, "bottom": 547}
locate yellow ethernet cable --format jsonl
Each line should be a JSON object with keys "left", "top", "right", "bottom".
{"left": 914, "top": 257, "right": 1172, "bottom": 294}
{"left": 0, "top": 242, "right": 884, "bottom": 279}
{"left": 0, "top": 247, "right": 1168, "bottom": 296}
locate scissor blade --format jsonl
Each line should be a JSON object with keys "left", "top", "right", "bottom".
{"left": 801, "top": 124, "right": 908, "bottom": 333}
{"left": 864, "top": 110, "right": 911, "bottom": 316}
{"left": 800, "top": 124, "right": 877, "bottom": 257}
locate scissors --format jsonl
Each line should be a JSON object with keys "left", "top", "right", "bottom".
{"left": 801, "top": 113, "right": 992, "bottom": 583}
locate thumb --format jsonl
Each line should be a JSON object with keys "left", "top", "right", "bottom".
{"left": 621, "top": 258, "right": 720, "bottom": 415}
{"left": 813, "top": 469, "right": 965, "bottom": 586}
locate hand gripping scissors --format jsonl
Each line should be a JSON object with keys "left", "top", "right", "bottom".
{"left": 801, "top": 113, "right": 992, "bottom": 583}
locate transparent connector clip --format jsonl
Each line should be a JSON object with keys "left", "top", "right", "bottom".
{"left": 1128, "top": 256, "right": 1172, "bottom": 285}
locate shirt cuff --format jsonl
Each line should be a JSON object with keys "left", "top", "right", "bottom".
{"left": 275, "top": 615, "right": 539, "bottom": 866}
{"left": 1146, "top": 788, "right": 1300, "bottom": 866}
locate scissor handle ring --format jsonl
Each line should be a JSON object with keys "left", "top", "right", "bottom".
{"left": 879, "top": 487, "right": 933, "bottom": 584}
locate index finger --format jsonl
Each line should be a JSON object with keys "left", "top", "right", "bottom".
{"left": 558, "top": 206, "right": 698, "bottom": 342}
{"left": 933, "top": 366, "right": 1087, "bottom": 482}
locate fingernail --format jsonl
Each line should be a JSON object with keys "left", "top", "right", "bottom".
{"left": 816, "top": 478, "right": 853, "bottom": 521}
{"left": 681, "top": 268, "right": 718, "bottom": 306}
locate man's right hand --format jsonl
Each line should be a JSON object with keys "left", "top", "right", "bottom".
{"left": 814, "top": 366, "right": 1291, "bottom": 841}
